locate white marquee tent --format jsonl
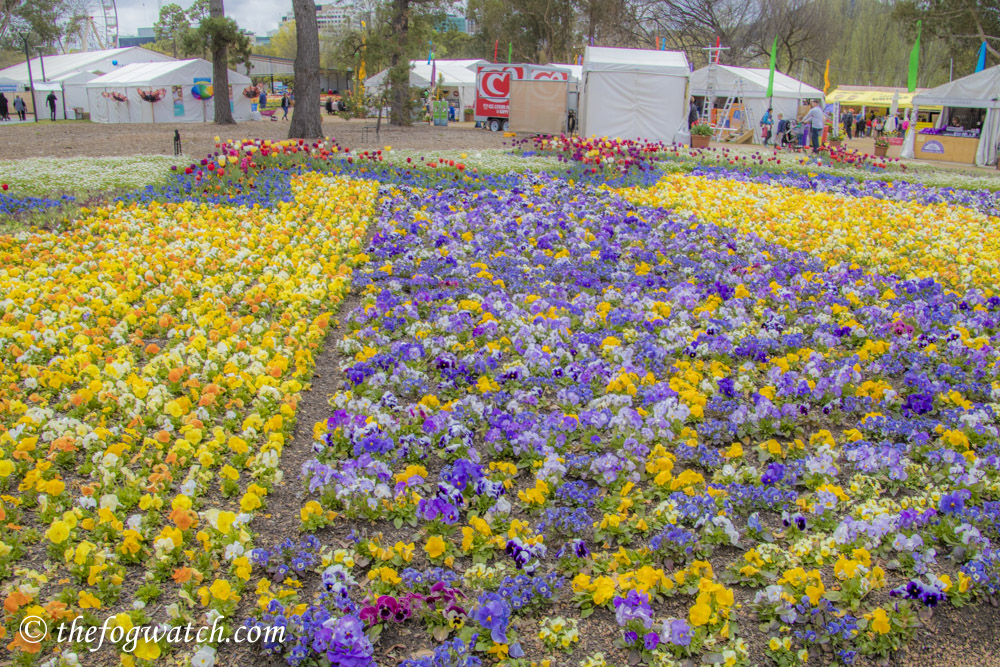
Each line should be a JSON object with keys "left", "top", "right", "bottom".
{"left": 365, "top": 59, "right": 486, "bottom": 111}
{"left": 904, "top": 65, "right": 1000, "bottom": 166}
{"left": 87, "top": 60, "right": 253, "bottom": 124}
{"left": 548, "top": 64, "right": 583, "bottom": 81}
{"left": 690, "top": 65, "right": 823, "bottom": 143}
{"left": 36, "top": 71, "right": 100, "bottom": 119}
{"left": 580, "top": 46, "right": 690, "bottom": 143}
{"left": 0, "top": 47, "right": 173, "bottom": 117}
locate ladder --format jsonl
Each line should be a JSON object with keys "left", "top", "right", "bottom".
{"left": 701, "top": 63, "right": 717, "bottom": 124}
{"left": 713, "top": 79, "right": 758, "bottom": 142}
{"left": 698, "top": 45, "right": 727, "bottom": 125}
{"left": 741, "top": 81, "right": 758, "bottom": 143}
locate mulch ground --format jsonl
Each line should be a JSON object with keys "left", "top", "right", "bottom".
{"left": 0, "top": 116, "right": 507, "bottom": 159}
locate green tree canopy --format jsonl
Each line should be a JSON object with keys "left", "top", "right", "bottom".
{"left": 153, "top": 3, "right": 192, "bottom": 58}
{"left": 1, "top": 0, "right": 67, "bottom": 49}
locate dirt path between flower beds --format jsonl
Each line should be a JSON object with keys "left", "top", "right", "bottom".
{"left": 222, "top": 274, "right": 367, "bottom": 667}
{"left": 0, "top": 116, "right": 507, "bottom": 159}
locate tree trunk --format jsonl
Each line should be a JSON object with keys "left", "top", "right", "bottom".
{"left": 289, "top": 0, "right": 323, "bottom": 138}
{"left": 210, "top": 0, "right": 236, "bottom": 125}
{"left": 389, "top": 0, "right": 411, "bottom": 126}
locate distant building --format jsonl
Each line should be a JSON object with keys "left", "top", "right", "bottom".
{"left": 118, "top": 26, "right": 156, "bottom": 47}
{"left": 239, "top": 28, "right": 270, "bottom": 47}
{"left": 439, "top": 14, "right": 473, "bottom": 33}
{"left": 280, "top": 1, "right": 365, "bottom": 34}
{"left": 118, "top": 35, "right": 156, "bottom": 47}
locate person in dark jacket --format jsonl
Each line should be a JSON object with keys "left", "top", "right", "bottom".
{"left": 0, "top": 93, "right": 8, "bottom": 121}
{"left": 842, "top": 109, "right": 853, "bottom": 139}
{"left": 258, "top": 89, "right": 267, "bottom": 109}
{"left": 281, "top": 94, "right": 289, "bottom": 120}
{"left": 688, "top": 97, "right": 700, "bottom": 129}
{"left": 46, "top": 91, "right": 57, "bottom": 121}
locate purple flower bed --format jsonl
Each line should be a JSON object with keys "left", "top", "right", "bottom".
{"left": 250, "top": 172, "right": 1000, "bottom": 666}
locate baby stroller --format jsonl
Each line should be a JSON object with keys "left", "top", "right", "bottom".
{"left": 776, "top": 119, "right": 795, "bottom": 148}
{"left": 781, "top": 120, "right": 810, "bottom": 151}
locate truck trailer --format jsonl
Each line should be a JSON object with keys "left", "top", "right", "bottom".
{"left": 474, "top": 63, "right": 572, "bottom": 131}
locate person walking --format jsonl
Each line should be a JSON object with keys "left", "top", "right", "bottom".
{"left": 258, "top": 89, "right": 267, "bottom": 109}
{"left": 760, "top": 107, "right": 774, "bottom": 146}
{"left": 854, "top": 110, "right": 865, "bottom": 140}
{"left": 46, "top": 91, "right": 57, "bottom": 121}
{"left": 803, "top": 100, "right": 825, "bottom": 153}
{"left": 281, "top": 93, "right": 289, "bottom": 120}
{"left": 13, "top": 95, "right": 26, "bottom": 121}
{"left": 0, "top": 93, "right": 8, "bottom": 121}
{"left": 688, "top": 97, "right": 699, "bottom": 129}
{"left": 842, "top": 108, "right": 852, "bottom": 139}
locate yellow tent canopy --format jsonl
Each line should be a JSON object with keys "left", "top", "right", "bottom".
{"left": 827, "top": 87, "right": 942, "bottom": 111}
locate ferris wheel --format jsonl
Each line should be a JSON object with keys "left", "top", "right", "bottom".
{"left": 63, "top": 0, "right": 118, "bottom": 51}
{"left": 87, "top": 0, "right": 119, "bottom": 50}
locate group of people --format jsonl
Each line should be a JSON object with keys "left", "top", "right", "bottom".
{"left": 324, "top": 90, "right": 347, "bottom": 115}
{"left": 0, "top": 92, "right": 29, "bottom": 121}
{"left": 684, "top": 96, "right": 916, "bottom": 153}
{"left": 0, "top": 91, "right": 59, "bottom": 121}
{"left": 758, "top": 101, "right": 826, "bottom": 151}
{"left": 840, "top": 108, "right": 906, "bottom": 139}
{"left": 256, "top": 89, "right": 293, "bottom": 119}
{"left": 691, "top": 97, "right": 832, "bottom": 153}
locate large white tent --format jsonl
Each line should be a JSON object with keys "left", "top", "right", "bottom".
{"left": 37, "top": 70, "right": 99, "bottom": 119}
{"left": 365, "top": 59, "right": 486, "bottom": 112}
{"left": 86, "top": 59, "right": 253, "bottom": 124}
{"left": 548, "top": 64, "right": 583, "bottom": 82}
{"left": 0, "top": 47, "right": 173, "bottom": 117}
{"left": 580, "top": 46, "right": 690, "bottom": 143}
{"left": 690, "top": 65, "right": 823, "bottom": 143}
{"left": 904, "top": 65, "right": 1000, "bottom": 165}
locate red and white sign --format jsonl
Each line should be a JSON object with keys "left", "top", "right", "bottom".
{"left": 475, "top": 64, "right": 570, "bottom": 121}
{"left": 530, "top": 69, "right": 569, "bottom": 81}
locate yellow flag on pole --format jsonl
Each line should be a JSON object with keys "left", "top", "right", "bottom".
{"left": 357, "top": 21, "right": 367, "bottom": 100}
{"left": 823, "top": 59, "right": 830, "bottom": 95}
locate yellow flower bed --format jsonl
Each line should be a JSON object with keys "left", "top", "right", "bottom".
{"left": 618, "top": 175, "right": 1000, "bottom": 292}
{"left": 0, "top": 173, "right": 374, "bottom": 655}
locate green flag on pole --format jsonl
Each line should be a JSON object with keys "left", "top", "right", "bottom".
{"left": 766, "top": 36, "right": 778, "bottom": 98}
{"left": 908, "top": 20, "right": 922, "bottom": 92}
{"left": 508, "top": 42, "right": 512, "bottom": 64}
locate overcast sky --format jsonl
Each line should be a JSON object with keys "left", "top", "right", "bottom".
{"left": 115, "top": 0, "right": 291, "bottom": 36}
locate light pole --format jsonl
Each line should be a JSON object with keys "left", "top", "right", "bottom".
{"left": 11, "top": 21, "right": 40, "bottom": 123}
